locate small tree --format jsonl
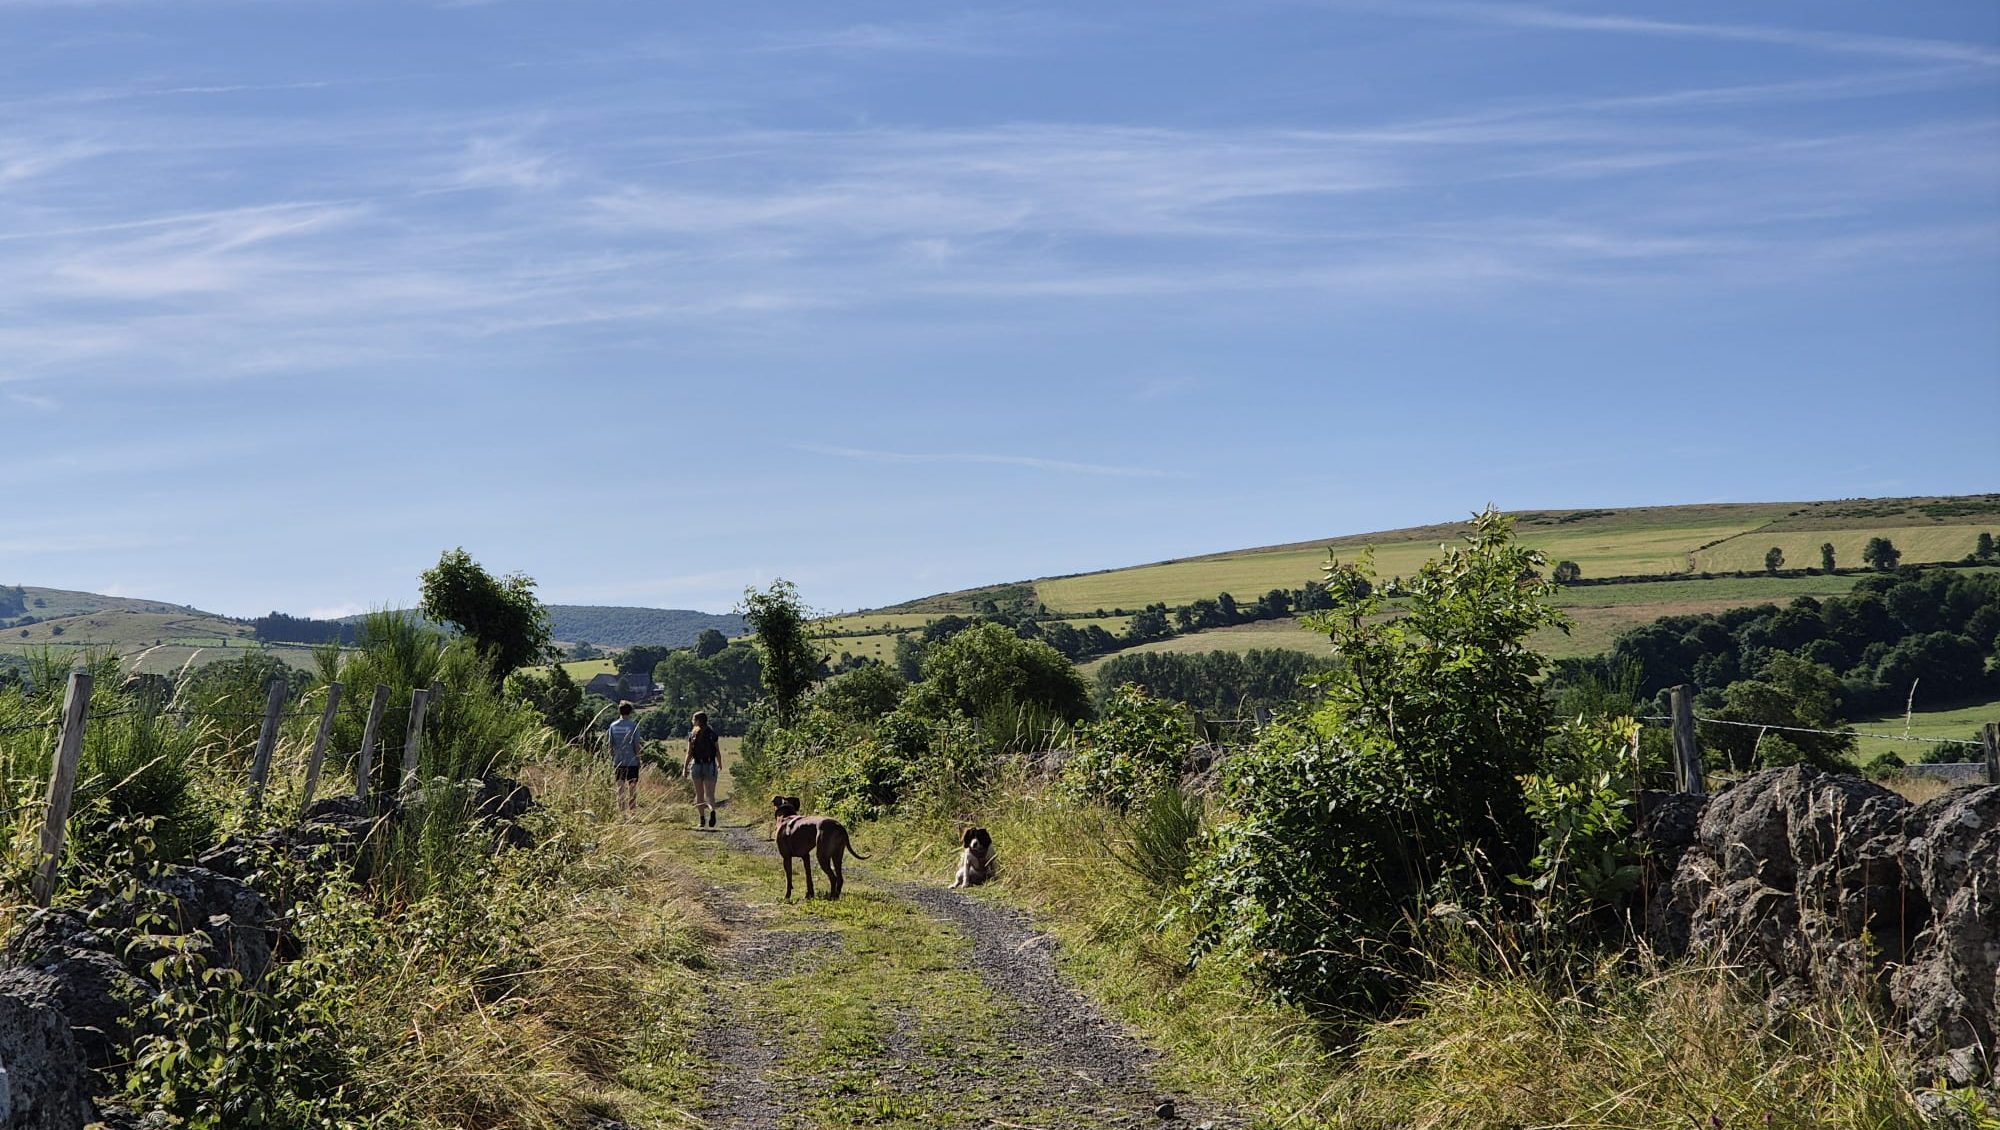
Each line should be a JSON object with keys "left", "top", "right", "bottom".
{"left": 1978, "top": 532, "right": 1996, "bottom": 561}
{"left": 740, "top": 580, "right": 821, "bottom": 726}
{"left": 1821, "top": 542, "right": 1837, "bottom": 571}
{"left": 912, "top": 622, "right": 1091, "bottom": 726}
{"left": 419, "top": 548, "right": 552, "bottom": 677}
{"left": 693, "top": 627, "right": 729, "bottom": 659}
{"left": 1863, "top": 536, "right": 1902, "bottom": 571}
{"left": 1553, "top": 560, "right": 1582, "bottom": 584}
{"left": 1764, "top": 546, "right": 1785, "bottom": 574}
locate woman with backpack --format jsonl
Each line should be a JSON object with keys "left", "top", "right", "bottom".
{"left": 685, "top": 711, "right": 722, "bottom": 827}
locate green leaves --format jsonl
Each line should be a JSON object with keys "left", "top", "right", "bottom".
{"left": 1060, "top": 683, "right": 1192, "bottom": 812}
{"left": 1189, "top": 509, "right": 1567, "bottom": 1011}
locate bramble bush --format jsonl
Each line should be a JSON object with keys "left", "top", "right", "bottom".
{"left": 1060, "top": 683, "right": 1192, "bottom": 811}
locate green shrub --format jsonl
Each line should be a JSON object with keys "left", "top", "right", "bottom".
{"left": 810, "top": 663, "right": 906, "bottom": 725}
{"left": 1061, "top": 684, "right": 1192, "bottom": 811}
{"left": 815, "top": 736, "right": 909, "bottom": 823}
{"left": 1517, "top": 716, "right": 1641, "bottom": 919}
{"left": 116, "top": 866, "right": 363, "bottom": 1129}
{"left": 909, "top": 623, "right": 1091, "bottom": 730}
{"left": 1188, "top": 510, "right": 1565, "bottom": 1012}
{"left": 1863, "top": 750, "right": 1907, "bottom": 780}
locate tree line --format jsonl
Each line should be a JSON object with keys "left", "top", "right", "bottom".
{"left": 252, "top": 611, "right": 362, "bottom": 646}
{"left": 1556, "top": 565, "right": 2000, "bottom": 769}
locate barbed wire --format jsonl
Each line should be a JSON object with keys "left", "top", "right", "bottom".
{"left": 1639, "top": 713, "right": 1983, "bottom": 746}
{"left": 0, "top": 719, "right": 59, "bottom": 737}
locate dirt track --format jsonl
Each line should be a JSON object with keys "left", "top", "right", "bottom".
{"left": 680, "top": 818, "right": 1232, "bottom": 1129}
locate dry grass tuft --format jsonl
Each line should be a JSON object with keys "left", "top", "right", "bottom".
{"left": 334, "top": 765, "right": 721, "bottom": 1129}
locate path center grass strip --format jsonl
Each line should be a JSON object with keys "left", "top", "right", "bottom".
{"left": 661, "top": 823, "right": 1140, "bottom": 1129}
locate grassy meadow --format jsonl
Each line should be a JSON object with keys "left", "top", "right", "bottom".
{"left": 1850, "top": 694, "right": 2000, "bottom": 765}
{"left": 1693, "top": 524, "right": 1984, "bottom": 573}
{"left": 0, "top": 599, "right": 329, "bottom": 674}
{"left": 811, "top": 496, "right": 1999, "bottom": 678}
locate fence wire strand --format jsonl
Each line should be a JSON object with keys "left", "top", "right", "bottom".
{"left": 1640, "top": 713, "right": 1983, "bottom": 747}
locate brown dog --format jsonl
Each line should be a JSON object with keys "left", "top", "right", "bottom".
{"left": 952, "top": 826, "right": 994, "bottom": 888}
{"left": 771, "top": 795, "right": 865, "bottom": 900}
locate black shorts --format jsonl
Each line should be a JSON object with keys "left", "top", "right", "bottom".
{"left": 614, "top": 764, "right": 639, "bottom": 782}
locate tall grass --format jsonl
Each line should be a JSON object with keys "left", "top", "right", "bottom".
{"left": 1319, "top": 953, "right": 1924, "bottom": 1129}
{"left": 0, "top": 651, "right": 224, "bottom": 903}
{"left": 868, "top": 770, "right": 1945, "bottom": 1129}
{"left": 311, "top": 612, "right": 550, "bottom": 793}
{"left": 311, "top": 763, "right": 717, "bottom": 1128}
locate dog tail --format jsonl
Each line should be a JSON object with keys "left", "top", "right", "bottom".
{"left": 845, "top": 840, "right": 868, "bottom": 861}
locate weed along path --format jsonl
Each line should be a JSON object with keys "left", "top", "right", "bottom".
{"left": 656, "top": 811, "right": 1232, "bottom": 1130}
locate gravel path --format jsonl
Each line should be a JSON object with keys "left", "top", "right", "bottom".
{"left": 692, "top": 854, "right": 839, "bottom": 1129}
{"left": 684, "top": 821, "right": 1234, "bottom": 1130}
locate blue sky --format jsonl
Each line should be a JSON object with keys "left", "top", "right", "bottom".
{"left": 2, "top": 1, "right": 1996, "bottom": 619}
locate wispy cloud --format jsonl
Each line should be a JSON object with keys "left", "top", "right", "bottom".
{"left": 1369, "top": 2, "right": 2000, "bottom": 67}
{"left": 796, "top": 444, "right": 1189, "bottom": 479}
{"left": 4, "top": 390, "right": 59, "bottom": 411}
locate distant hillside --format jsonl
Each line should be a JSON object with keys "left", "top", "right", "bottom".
{"left": 1, "top": 585, "right": 745, "bottom": 674}
{"left": 547, "top": 606, "right": 745, "bottom": 650}
{"left": 820, "top": 494, "right": 2000, "bottom": 667}
{"left": 0, "top": 585, "right": 296, "bottom": 676}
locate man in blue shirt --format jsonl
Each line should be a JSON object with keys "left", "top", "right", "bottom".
{"left": 607, "top": 701, "right": 641, "bottom": 815}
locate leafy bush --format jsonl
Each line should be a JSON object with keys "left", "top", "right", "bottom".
{"left": 114, "top": 857, "right": 362, "bottom": 1129}
{"left": 1061, "top": 684, "right": 1192, "bottom": 811}
{"left": 909, "top": 623, "right": 1091, "bottom": 730}
{"left": 1188, "top": 510, "right": 1564, "bottom": 1011}
{"left": 1863, "top": 750, "right": 1907, "bottom": 780}
{"left": 814, "top": 735, "right": 909, "bottom": 823}
{"left": 811, "top": 663, "right": 906, "bottom": 725}
{"left": 1517, "top": 716, "right": 1641, "bottom": 919}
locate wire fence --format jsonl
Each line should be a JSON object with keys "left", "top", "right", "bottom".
{"left": 7, "top": 673, "right": 455, "bottom": 906}
{"left": 1638, "top": 713, "right": 1985, "bottom": 750}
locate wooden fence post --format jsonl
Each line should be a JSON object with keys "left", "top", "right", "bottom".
{"left": 355, "top": 684, "right": 390, "bottom": 801}
{"left": 246, "top": 678, "right": 288, "bottom": 811}
{"left": 1984, "top": 722, "right": 1998, "bottom": 787}
{"left": 400, "top": 686, "right": 430, "bottom": 793}
{"left": 33, "top": 670, "right": 92, "bottom": 907}
{"left": 300, "top": 681, "right": 343, "bottom": 811}
{"left": 1670, "top": 684, "right": 1705, "bottom": 796}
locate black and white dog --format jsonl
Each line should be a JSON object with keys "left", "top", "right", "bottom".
{"left": 952, "top": 826, "right": 994, "bottom": 888}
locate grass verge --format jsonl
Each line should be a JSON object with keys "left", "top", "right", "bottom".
{"left": 855, "top": 770, "right": 1946, "bottom": 1130}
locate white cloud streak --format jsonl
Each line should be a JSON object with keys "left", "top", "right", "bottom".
{"left": 796, "top": 444, "right": 1190, "bottom": 479}
{"left": 1373, "top": 2, "right": 2000, "bottom": 67}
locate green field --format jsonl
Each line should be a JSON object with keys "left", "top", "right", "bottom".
{"left": 1040, "top": 518, "right": 1766, "bottom": 612}
{"left": 1693, "top": 525, "right": 1981, "bottom": 573}
{"left": 1850, "top": 696, "right": 2000, "bottom": 765}
{"left": 818, "top": 612, "right": 948, "bottom": 636}
{"left": 1033, "top": 497, "right": 1998, "bottom": 615}
{"left": 0, "top": 592, "right": 332, "bottom": 674}
{"left": 835, "top": 496, "right": 1999, "bottom": 676}
{"left": 558, "top": 658, "right": 619, "bottom": 680}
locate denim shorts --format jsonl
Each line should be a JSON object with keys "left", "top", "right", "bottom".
{"left": 688, "top": 760, "right": 719, "bottom": 782}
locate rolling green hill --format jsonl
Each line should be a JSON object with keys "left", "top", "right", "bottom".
{"left": 823, "top": 494, "right": 2000, "bottom": 667}
{"left": 0, "top": 586, "right": 318, "bottom": 675}
{"left": 0, "top": 586, "right": 746, "bottom": 675}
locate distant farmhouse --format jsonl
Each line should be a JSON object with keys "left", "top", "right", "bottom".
{"left": 585, "top": 672, "right": 660, "bottom": 704}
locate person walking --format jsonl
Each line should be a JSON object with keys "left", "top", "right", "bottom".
{"left": 686, "top": 711, "right": 722, "bottom": 827}
{"left": 607, "top": 701, "right": 641, "bottom": 816}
